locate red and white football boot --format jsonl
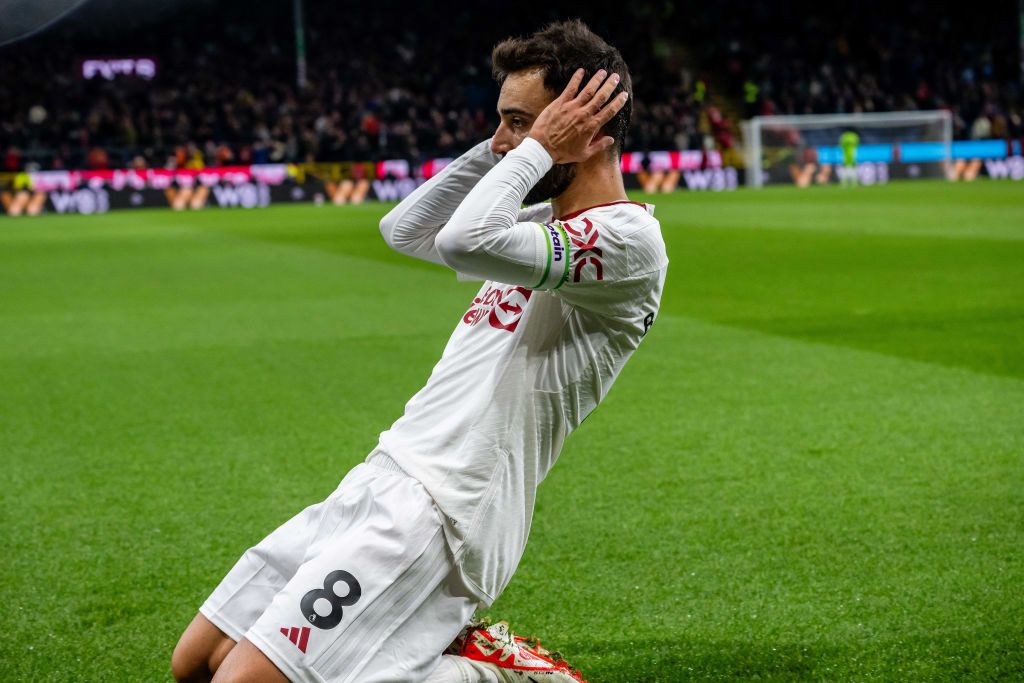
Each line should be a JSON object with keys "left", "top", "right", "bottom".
{"left": 446, "top": 619, "right": 588, "bottom": 682}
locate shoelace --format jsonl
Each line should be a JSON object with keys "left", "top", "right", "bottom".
{"left": 479, "top": 624, "right": 522, "bottom": 662}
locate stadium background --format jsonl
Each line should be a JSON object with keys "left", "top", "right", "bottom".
{"left": 1, "top": 1, "right": 1022, "bottom": 681}
{"left": 2, "top": 0, "right": 1023, "bottom": 212}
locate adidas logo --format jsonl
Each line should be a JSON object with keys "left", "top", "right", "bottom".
{"left": 280, "top": 625, "right": 311, "bottom": 653}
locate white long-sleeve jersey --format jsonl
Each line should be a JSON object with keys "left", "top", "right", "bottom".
{"left": 375, "top": 137, "right": 668, "bottom": 605}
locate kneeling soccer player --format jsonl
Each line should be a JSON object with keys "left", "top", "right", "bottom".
{"left": 172, "top": 20, "right": 667, "bottom": 683}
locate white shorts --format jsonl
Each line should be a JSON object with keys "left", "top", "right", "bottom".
{"left": 199, "top": 456, "right": 478, "bottom": 683}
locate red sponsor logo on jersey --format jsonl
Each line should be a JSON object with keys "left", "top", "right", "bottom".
{"left": 563, "top": 217, "right": 603, "bottom": 282}
{"left": 463, "top": 285, "right": 533, "bottom": 332}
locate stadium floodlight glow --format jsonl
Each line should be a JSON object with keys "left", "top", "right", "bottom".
{"left": 0, "top": 0, "right": 90, "bottom": 47}
{"left": 742, "top": 110, "right": 954, "bottom": 188}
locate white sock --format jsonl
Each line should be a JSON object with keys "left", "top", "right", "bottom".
{"left": 423, "top": 654, "right": 503, "bottom": 683}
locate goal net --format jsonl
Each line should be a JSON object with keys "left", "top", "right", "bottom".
{"left": 741, "top": 111, "right": 953, "bottom": 188}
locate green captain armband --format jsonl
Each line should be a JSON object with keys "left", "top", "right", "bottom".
{"left": 532, "top": 222, "right": 571, "bottom": 290}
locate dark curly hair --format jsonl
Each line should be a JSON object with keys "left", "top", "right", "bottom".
{"left": 491, "top": 19, "right": 633, "bottom": 156}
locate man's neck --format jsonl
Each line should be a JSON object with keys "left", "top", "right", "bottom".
{"left": 550, "top": 156, "right": 628, "bottom": 221}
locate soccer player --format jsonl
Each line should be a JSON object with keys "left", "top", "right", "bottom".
{"left": 839, "top": 127, "right": 860, "bottom": 187}
{"left": 172, "top": 20, "right": 667, "bottom": 683}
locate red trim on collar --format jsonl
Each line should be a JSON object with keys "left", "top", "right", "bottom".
{"left": 557, "top": 200, "right": 647, "bottom": 221}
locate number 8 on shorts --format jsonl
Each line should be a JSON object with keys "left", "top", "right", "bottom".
{"left": 299, "top": 569, "right": 362, "bottom": 630}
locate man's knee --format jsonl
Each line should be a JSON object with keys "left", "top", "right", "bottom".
{"left": 171, "top": 636, "right": 209, "bottom": 683}
{"left": 172, "top": 613, "right": 236, "bottom": 682}
{"left": 210, "top": 639, "right": 290, "bottom": 683}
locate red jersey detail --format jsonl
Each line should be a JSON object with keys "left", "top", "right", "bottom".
{"left": 280, "top": 626, "right": 311, "bottom": 653}
{"left": 564, "top": 217, "right": 604, "bottom": 282}
{"left": 463, "top": 285, "right": 533, "bottom": 332}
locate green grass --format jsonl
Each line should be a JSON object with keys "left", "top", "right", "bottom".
{"left": 1, "top": 181, "right": 1022, "bottom": 681}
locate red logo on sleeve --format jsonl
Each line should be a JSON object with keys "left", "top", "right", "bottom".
{"left": 462, "top": 285, "right": 533, "bottom": 332}
{"left": 563, "top": 217, "right": 603, "bottom": 282}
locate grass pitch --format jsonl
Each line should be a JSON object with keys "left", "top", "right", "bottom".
{"left": 1, "top": 181, "right": 1022, "bottom": 681}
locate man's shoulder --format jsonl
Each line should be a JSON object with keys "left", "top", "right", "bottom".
{"left": 557, "top": 200, "right": 651, "bottom": 224}
{"left": 518, "top": 202, "right": 553, "bottom": 224}
{"left": 553, "top": 201, "right": 666, "bottom": 288}
{"left": 558, "top": 201, "right": 661, "bottom": 246}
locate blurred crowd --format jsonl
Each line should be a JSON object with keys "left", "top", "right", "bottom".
{"left": 1, "top": 0, "right": 1019, "bottom": 172}
{"left": 694, "top": 0, "right": 1023, "bottom": 140}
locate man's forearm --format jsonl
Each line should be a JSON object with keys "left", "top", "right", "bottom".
{"left": 433, "top": 138, "right": 557, "bottom": 287}
{"left": 379, "top": 139, "right": 500, "bottom": 265}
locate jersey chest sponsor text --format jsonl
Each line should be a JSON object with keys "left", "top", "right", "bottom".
{"left": 463, "top": 284, "right": 532, "bottom": 332}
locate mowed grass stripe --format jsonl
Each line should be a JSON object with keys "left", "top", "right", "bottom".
{"left": 0, "top": 216, "right": 463, "bottom": 315}
{"left": 642, "top": 180, "right": 1024, "bottom": 240}
{"left": 645, "top": 188, "right": 1024, "bottom": 379}
{"left": 0, "top": 215, "right": 478, "bottom": 358}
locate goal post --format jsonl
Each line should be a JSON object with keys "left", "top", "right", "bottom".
{"left": 742, "top": 110, "right": 953, "bottom": 188}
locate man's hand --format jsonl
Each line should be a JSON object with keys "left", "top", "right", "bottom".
{"left": 528, "top": 68, "right": 629, "bottom": 164}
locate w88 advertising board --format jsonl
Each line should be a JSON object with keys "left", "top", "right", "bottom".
{"left": 0, "top": 148, "right": 738, "bottom": 217}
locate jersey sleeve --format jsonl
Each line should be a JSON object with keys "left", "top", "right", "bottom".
{"left": 544, "top": 212, "right": 669, "bottom": 320}
{"left": 379, "top": 139, "right": 500, "bottom": 266}
{"left": 451, "top": 200, "right": 552, "bottom": 284}
{"left": 517, "top": 202, "right": 554, "bottom": 223}
{"left": 435, "top": 138, "right": 564, "bottom": 288}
